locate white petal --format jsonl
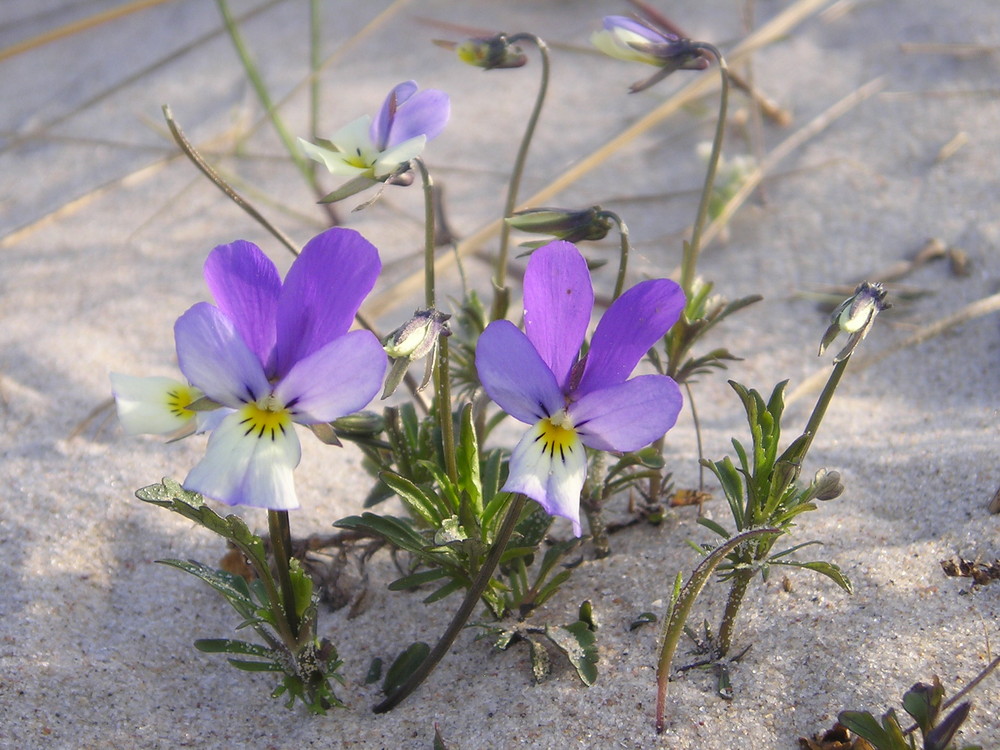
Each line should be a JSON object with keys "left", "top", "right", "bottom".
{"left": 110, "top": 373, "right": 199, "bottom": 436}
{"left": 502, "top": 418, "right": 587, "bottom": 536}
{"left": 373, "top": 134, "right": 426, "bottom": 177}
{"left": 184, "top": 407, "right": 301, "bottom": 510}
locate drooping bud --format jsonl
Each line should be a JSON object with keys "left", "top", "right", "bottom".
{"left": 382, "top": 308, "right": 451, "bottom": 398}
{"left": 453, "top": 34, "right": 528, "bottom": 70}
{"left": 506, "top": 206, "right": 613, "bottom": 243}
{"left": 592, "top": 15, "right": 708, "bottom": 92}
{"left": 818, "top": 281, "right": 890, "bottom": 362}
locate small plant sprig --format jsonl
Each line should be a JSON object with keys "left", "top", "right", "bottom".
{"left": 652, "top": 282, "right": 889, "bottom": 730}
{"left": 835, "top": 667, "right": 999, "bottom": 750}
{"left": 137, "top": 480, "right": 344, "bottom": 713}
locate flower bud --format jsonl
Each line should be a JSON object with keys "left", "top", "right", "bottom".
{"left": 330, "top": 410, "right": 385, "bottom": 437}
{"left": 818, "top": 281, "right": 889, "bottom": 362}
{"left": 506, "top": 207, "right": 612, "bottom": 243}
{"left": 455, "top": 34, "right": 528, "bottom": 70}
{"left": 384, "top": 309, "right": 450, "bottom": 359}
{"left": 808, "top": 469, "right": 844, "bottom": 502}
{"left": 382, "top": 309, "right": 451, "bottom": 398}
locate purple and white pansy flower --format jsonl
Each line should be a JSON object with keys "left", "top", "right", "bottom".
{"left": 475, "top": 241, "right": 684, "bottom": 535}
{"left": 299, "top": 80, "right": 450, "bottom": 180}
{"left": 113, "top": 228, "right": 387, "bottom": 510}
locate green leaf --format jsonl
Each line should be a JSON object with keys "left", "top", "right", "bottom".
{"left": 901, "top": 678, "right": 944, "bottom": 735}
{"left": 380, "top": 471, "right": 445, "bottom": 526}
{"left": 925, "top": 702, "right": 972, "bottom": 750}
{"left": 365, "top": 657, "right": 383, "bottom": 685}
{"left": 423, "top": 577, "right": 466, "bottom": 604}
{"left": 194, "top": 639, "right": 273, "bottom": 658}
{"left": 227, "top": 658, "right": 284, "bottom": 673}
{"left": 383, "top": 642, "right": 430, "bottom": 695}
{"left": 456, "top": 404, "right": 483, "bottom": 517}
{"left": 697, "top": 516, "right": 732, "bottom": 540}
{"left": 137, "top": 479, "right": 267, "bottom": 566}
{"left": 838, "top": 711, "right": 897, "bottom": 748}
{"left": 388, "top": 568, "right": 448, "bottom": 591}
{"left": 335, "top": 513, "right": 428, "bottom": 555}
{"left": 771, "top": 559, "right": 854, "bottom": 594}
{"left": 629, "top": 612, "right": 657, "bottom": 631}
{"left": 288, "top": 558, "right": 314, "bottom": 620}
{"left": 527, "top": 636, "right": 551, "bottom": 683}
{"left": 157, "top": 559, "right": 256, "bottom": 614}
{"left": 545, "top": 621, "right": 598, "bottom": 686}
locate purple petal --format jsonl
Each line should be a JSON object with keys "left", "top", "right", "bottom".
{"left": 203, "top": 241, "right": 280, "bottom": 374}
{"left": 184, "top": 408, "right": 301, "bottom": 509}
{"left": 503, "top": 420, "right": 587, "bottom": 536}
{"left": 371, "top": 81, "right": 418, "bottom": 150}
{"left": 603, "top": 15, "right": 667, "bottom": 43}
{"left": 175, "top": 302, "right": 270, "bottom": 407}
{"left": 274, "top": 330, "right": 387, "bottom": 423}
{"left": 476, "top": 320, "right": 564, "bottom": 425}
{"left": 522, "top": 241, "right": 593, "bottom": 389}
{"left": 576, "top": 278, "right": 684, "bottom": 395}
{"left": 385, "top": 89, "right": 450, "bottom": 148}
{"left": 571, "top": 374, "right": 682, "bottom": 452}
{"left": 275, "top": 228, "right": 381, "bottom": 378}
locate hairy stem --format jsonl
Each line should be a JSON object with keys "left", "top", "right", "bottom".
{"left": 715, "top": 568, "right": 752, "bottom": 657}
{"left": 267, "top": 509, "right": 300, "bottom": 641}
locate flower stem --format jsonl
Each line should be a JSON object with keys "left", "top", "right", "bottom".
{"left": 373, "top": 493, "right": 528, "bottom": 713}
{"left": 797, "top": 353, "right": 852, "bottom": 460}
{"left": 414, "top": 158, "right": 437, "bottom": 308}
{"left": 598, "top": 210, "right": 631, "bottom": 301}
{"left": 680, "top": 43, "right": 729, "bottom": 298}
{"left": 490, "top": 34, "right": 550, "bottom": 322}
{"left": 267, "top": 509, "right": 300, "bottom": 640}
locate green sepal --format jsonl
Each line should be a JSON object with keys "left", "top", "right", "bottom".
{"left": 319, "top": 175, "right": 378, "bottom": 203}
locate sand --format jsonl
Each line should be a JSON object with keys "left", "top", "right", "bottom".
{"left": 1, "top": 1, "right": 998, "bottom": 748}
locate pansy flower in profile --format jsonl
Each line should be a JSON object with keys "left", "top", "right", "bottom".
{"left": 592, "top": 15, "right": 708, "bottom": 92}
{"left": 114, "top": 228, "right": 387, "bottom": 510}
{"left": 299, "top": 80, "right": 450, "bottom": 181}
{"left": 475, "top": 241, "right": 684, "bottom": 535}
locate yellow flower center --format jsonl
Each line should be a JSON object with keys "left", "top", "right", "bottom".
{"left": 238, "top": 395, "right": 293, "bottom": 442}
{"left": 344, "top": 146, "right": 375, "bottom": 170}
{"left": 537, "top": 410, "right": 578, "bottom": 463}
{"left": 165, "top": 385, "right": 200, "bottom": 420}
